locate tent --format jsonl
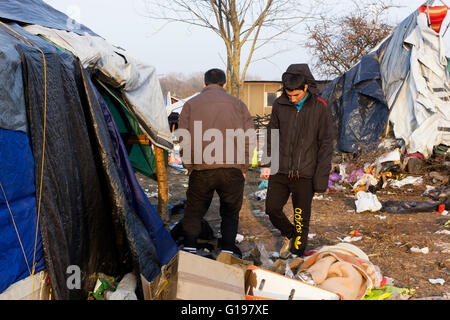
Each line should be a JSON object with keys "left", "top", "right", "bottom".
{"left": 0, "top": 0, "right": 177, "bottom": 300}
{"left": 321, "top": 0, "right": 450, "bottom": 158}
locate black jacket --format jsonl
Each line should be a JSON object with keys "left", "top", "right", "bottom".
{"left": 263, "top": 64, "right": 333, "bottom": 192}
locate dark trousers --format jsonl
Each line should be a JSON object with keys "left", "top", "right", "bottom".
{"left": 182, "top": 168, "right": 245, "bottom": 251}
{"left": 265, "top": 174, "right": 314, "bottom": 254}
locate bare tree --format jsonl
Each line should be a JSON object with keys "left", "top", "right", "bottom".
{"left": 305, "top": 1, "right": 396, "bottom": 78}
{"left": 144, "top": 0, "right": 318, "bottom": 98}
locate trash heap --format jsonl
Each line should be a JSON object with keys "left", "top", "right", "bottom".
{"left": 135, "top": 242, "right": 414, "bottom": 300}
{"left": 324, "top": 139, "right": 449, "bottom": 215}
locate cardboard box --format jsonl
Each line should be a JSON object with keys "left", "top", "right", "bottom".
{"left": 245, "top": 266, "right": 341, "bottom": 300}
{"left": 142, "top": 250, "right": 245, "bottom": 300}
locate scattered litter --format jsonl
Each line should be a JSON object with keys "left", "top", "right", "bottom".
{"left": 355, "top": 191, "right": 382, "bottom": 213}
{"left": 364, "top": 286, "right": 415, "bottom": 300}
{"left": 308, "top": 233, "right": 316, "bottom": 239}
{"left": 258, "top": 180, "right": 268, "bottom": 189}
{"left": 105, "top": 273, "right": 137, "bottom": 300}
{"left": 338, "top": 236, "right": 363, "bottom": 242}
{"left": 435, "top": 230, "right": 450, "bottom": 235}
{"left": 434, "top": 242, "right": 450, "bottom": 253}
{"left": 410, "top": 247, "right": 429, "bottom": 254}
{"left": 375, "top": 215, "right": 387, "bottom": 220}
{"left": 235, "top": 234, "right": 244, "bottom": 243}
{"left": 428, "top": 278, "right": 445, "bottom": 285}
{"left": 349, "top": 230, "right": 362, "bottom": 237}
{"left": 353, "top": 174, "right": 378, "bottom": 192}
{"left": 252, "top": 189, "right": 267, "bottom": 201}
{"left": 313, "top": 195, "right": 331, "bottom": 201}
{"left": 390, "top": 176, "right": 423, "bottom": 188}
{"left": 145, "top": 191, "right": 158, "bottom": 198}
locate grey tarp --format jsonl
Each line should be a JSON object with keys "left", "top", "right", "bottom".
{"left": 321, "top": 1, "right": 450, "bottom": 157}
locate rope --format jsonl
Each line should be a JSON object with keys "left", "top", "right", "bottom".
{"left": 0, "top": 21, "right": 47, "bottom": 299}
{"left": 0, "top": 181, "right": 32, "bottom": 276}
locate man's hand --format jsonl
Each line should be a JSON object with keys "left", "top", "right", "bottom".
{"left": 260, "top": 167, "right": 271, "bottom": 180}
{"left": 243, "top": 172, "right": 246, "bottom": 179}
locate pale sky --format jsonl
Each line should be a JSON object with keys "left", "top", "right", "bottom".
{"left": 43, "top": 0, "right": 450, "bottom": 80}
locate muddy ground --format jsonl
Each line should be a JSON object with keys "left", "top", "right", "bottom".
{"left": 138, "top": 154, "right": 450, "bottom": 300}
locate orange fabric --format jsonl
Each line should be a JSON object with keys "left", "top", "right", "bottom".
{"left": 420, "top": 5, "right": 448, "bottom": 33}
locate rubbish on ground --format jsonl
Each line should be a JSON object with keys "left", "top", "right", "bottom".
{"left": 364, "top": 285, "right": 415, "bottom": 300}
{"left": 258, "top": 180, "right": 268, "bottom": 189}
{"left": 308, "top": 233, "right": 316, "bottom": 239}
{"left": 428, "top": 278, "right": 445, "bottom": 285}
{"left": 410, "top": 247, "right": 429, "bottom": 254}
{"left": 345, "top": 169, "right": 365, "bottom": 184}
{"left": 244, "top": 265, "right": 341, "bottom": 300}
{"left": 349, "top": 231, "right": 361, "bottom": 237}
{"left": 105, "top": 273, "right": 137, "bottom": 300}
{"left": 375, "top": 215, "right": 387, "bottom": 220}
{"left": 216, "top": 251, "right": 253, "bottom": 271}
{"left": 93, "top": 273, "right": 117, "bottom": 300}
{"left": 313, "top": 195, "right": 331, "bottom": 201}
{"left": 355, "top": 191, "right": 382, "bottom": 213}
{"left": 434, "top": 242, "right": 450, "bottom": 253}
{"left": 353, "top": 174, "right": 378, "bottom": 192}
{"left": 249, "top": 243, "right": 273, "bottom": 268}
{"left": 429, "top": 171, "right": 449, "bottom": 185}
{"left": 252, "top": 189, "right": 267, "bottom": 201}
{"left": 381, "top": 200, "right": 446, "bottom": 214}
{"left": 338, "top": 236, "right": 363, "bottom": 242}
{"left": 235, "top": 234, "right": 244, "bottom": 243}
{"left": 300, "top": 243, "right": 382, "bottom": 300}
{"left": 390, "top": 176, "right": 423, "bottom": 188}
{"left": 142, "top": 250, "right": 245, "bottom": 300}
{"left": 376, "top": 149, "right": 402, "bottom": 165}
{"left": 435, "top": 229, "right": 450, "bottom": 235}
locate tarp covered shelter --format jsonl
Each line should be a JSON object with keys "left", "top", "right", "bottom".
{"left": 321, "top": 0, "right": 450, "bottom": 157}
{"left": 0, "top": 0, "right": 177, "bottom": 300}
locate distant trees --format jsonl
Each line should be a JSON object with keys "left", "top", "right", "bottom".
{"left": 159, "top": 72, "right": 204, "bottom": 98}
{"left": 306, "top": 1, "right": 395, "bottom": 78}
{"left": 159, "top": 71, "right": 262, "bottom": 99}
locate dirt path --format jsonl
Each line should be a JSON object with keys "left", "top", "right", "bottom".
{"left": 138, "top": 165, "right": 450, "bottom": 300}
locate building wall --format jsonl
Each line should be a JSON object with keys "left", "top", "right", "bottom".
{"left": 242, "top": 80, "right": 331, "bottom": 116}
{"left": 243, "top": 82, "right": 282, "bottom": 116}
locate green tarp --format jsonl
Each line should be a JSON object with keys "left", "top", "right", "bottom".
{"left": 95, "top": 80, "right": 165, "bottom": 181}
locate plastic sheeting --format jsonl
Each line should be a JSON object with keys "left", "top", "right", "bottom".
{"left": 0, "top": 26, "right": 27, "bottom": 133}
{"left": 380, "top": 8, "right": 450, "bottom": 158}
{"left": 320, "top": 43, "right": 390, "bottom": 153}
{"left": 0, "top": 0, "right": 97, "bottom": 36}
{"left": 0, "top": 22, "right": 175, "bottom": 299}
{"left": 24, "top": 24, "right": 173, "bottom": 151}
{"left": 321, "top": 1, "right": 450, "bottom": 157}
{"left": 0, "top": 128, "right": 45, "bottom": 294}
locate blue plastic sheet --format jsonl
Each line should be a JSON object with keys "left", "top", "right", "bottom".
{"left": 0, "top": 128, "right": 45, "bottom": 294}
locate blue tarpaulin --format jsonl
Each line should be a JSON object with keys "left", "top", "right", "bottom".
{"left": 0, "top": 128, "right": 45, "bottom": 293}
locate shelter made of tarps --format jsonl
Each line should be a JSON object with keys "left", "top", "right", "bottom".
{"left": 23, "top": 24, "right": 173, "bottom": 152}
{"left": 0, "top": 6, "right": 177, "bottom": 299}
{"left": 321, "top": 0, "right": 450, "bottom": 157}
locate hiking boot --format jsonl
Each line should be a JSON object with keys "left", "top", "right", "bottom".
{"left": 279, "top": 237, "right": 292, "bottom": 259}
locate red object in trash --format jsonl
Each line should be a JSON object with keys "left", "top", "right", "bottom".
{"left": 438, "top": 204, "right": 445, "bottom": 214}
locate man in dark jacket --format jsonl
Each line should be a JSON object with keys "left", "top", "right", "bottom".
{"left": 260, "top": 64, "right": 333, "bottom": 258}
{"left": 177, "top": 68, "right": 255, "bottom": 258}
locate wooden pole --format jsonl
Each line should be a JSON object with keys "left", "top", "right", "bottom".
{"left": 153, "top": 144, "right": 169, "bottom": 225}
